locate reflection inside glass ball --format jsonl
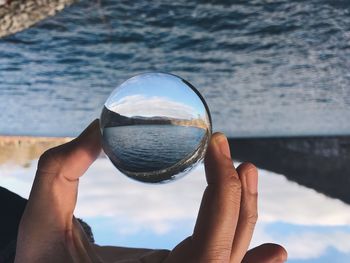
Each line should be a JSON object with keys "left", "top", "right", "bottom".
{"left": 100, "top": 72, "right": 212, "bottom": 183}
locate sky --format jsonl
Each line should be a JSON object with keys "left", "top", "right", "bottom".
{"left": 105, "top": 73, "right": 208, "bottom": 119}
{"left": 1, "top": 158, "right": 350, "bottom": 262}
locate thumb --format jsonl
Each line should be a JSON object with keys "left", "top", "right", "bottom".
{"left": 37, "top": 119, "right": 101, "bottom": 179}
{"left": 16, "top": 120, "right": 102, "bottom": 261}
{"left": 243, "top": 243, "right": 288, "bottom": 263}
{"left": 20, "top": 120, "right": 101, "bottom": 231}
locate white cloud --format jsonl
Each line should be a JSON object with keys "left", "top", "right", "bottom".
{"left": 107, "top": 95, "right": 197, "bottom": 120}
{"left": 2, "top": 159, "right": 350, "bottom": 229}
{"left": 257, "top": 169, "right": 350, "bottom": 225}
{"left": 285, "top": 231, "right": 350, "bottom": 259}
{"left": 2, "top": 158, "right": 350, "bottom": 259}
{"left": 76, "top": 159, "right": 350, "bottom": 228}
{"left": 0, "top": 161, "right": 36, "bottom": 198}
{"left": 74, "top": 158, "right": 206, "bottom": 234}
{"left": 251, "top": 223, "right": 350, "bottom": 260}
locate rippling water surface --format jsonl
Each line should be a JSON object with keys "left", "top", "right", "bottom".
{"left": 0, "top": 0, "right": 350, "bottom": 137}
{"left": 103, "top": 125, "right": 205, "bottom": 172}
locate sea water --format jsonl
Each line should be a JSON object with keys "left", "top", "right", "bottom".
{"left": 103, "top": 125, "right": 205, "bottom": 173}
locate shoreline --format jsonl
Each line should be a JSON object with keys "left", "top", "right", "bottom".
{"left": 0, "top": 136, "right": 73, "bottom": 167}
{"left": 0, "top": 135, "right": 73, "bottom": 143}
{"left": 1, "top": 135, "right": 350, "bottom": 204}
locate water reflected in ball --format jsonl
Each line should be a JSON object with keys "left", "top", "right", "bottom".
{"left": 100, "top": 72, "right": 212, "bottom": 183}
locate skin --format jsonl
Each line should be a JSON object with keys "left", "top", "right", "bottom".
{"left": 15, "top": 120, "right": 287, "bottom": 263}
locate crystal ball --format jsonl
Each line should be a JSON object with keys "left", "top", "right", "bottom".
{"left": 100, "top": 72, "right": 212, "bottom": 183}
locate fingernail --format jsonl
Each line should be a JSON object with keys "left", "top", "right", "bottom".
{"left": 214, "top": 133, "right": 231, "bottom": 159}
{"left": 245, "top": 169, "right": 258, "bottom": 194}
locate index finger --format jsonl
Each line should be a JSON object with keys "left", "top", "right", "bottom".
{"left": 191, "top": 133, "right": 241, "bottom": 262}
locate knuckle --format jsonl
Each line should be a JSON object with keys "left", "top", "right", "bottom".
{"left": 247, "top": 211, "right": 258, "bottom": 225}
{"left": 226, "top": 175, "right": 242, "bottom": 193}
{"left": 220, "top": 177, "right": 242, "bottom": 207}
{"left": 203, "top": 244, "right": 231, "bottom": 263}
{"left": 37, "top": 147, "right": 62, "bottom": 172}
{"left": 244, "top": 209, "right": 258, "bottom": 226}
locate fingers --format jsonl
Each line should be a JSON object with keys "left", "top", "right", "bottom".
{"left": 242, "top": 243, "right": 288, "bottom": 263}
{"left": 230, "top": 163, "right": 258, "bottom": 262}
{"left": 192, "top": 133, "right": 241, "bottom": 262}
{"left": 65, "top": 218, "right": 104, "bottom": 263}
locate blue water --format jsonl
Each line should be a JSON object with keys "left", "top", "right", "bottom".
{"left": 103, "top": 125, "right": 205, "bottom": 172}
{"left": 0, "top": 0, "right": 350, "bottom": 137}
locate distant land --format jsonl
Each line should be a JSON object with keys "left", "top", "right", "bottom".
{"left": 0, "top": 136, "right": 72, "bottom": 167}
{"left": 101, "top": 106, "right": 208, "bottom": 129}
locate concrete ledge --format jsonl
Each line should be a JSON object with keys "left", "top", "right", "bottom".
{"left": 229, "top": 136, "right": 350, "bottom": 204}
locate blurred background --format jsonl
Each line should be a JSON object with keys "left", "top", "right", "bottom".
{"left": 1, "top": 0, "right": 350, "bottom": 262}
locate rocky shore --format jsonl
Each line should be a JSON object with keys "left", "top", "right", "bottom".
{"left": 0, "top": 0, "right": 76, "bottom": 38}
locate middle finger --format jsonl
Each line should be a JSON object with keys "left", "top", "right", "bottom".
{"left": 230, "top": 162, "right": 258, "bottom": 263}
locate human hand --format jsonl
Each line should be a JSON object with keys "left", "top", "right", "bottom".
{"left": 15, "top": 120, "right": 287, "bottom": 263}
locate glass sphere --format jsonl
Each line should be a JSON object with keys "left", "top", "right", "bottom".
{"left": 100, "top": 72, "right": 212, "bottom": 183}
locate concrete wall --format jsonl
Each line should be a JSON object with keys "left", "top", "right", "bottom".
{"left": 229, "top": 136, "right": 350, "bottom": 204}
